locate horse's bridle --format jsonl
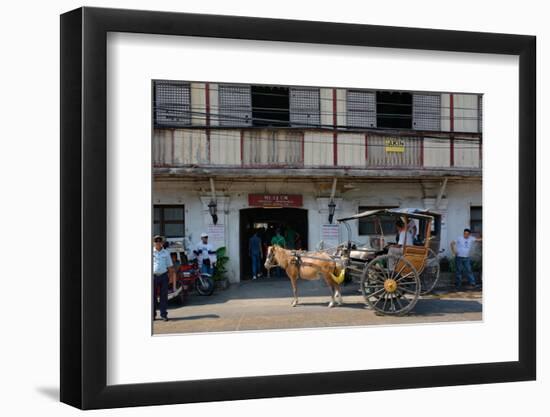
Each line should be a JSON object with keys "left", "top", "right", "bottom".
{"left": 265, "top": 247, "right": 278, "bottom": 268}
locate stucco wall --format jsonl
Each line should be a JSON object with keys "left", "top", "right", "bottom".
{"left": 153, "top": 179, "right": 481, "bottom": 282}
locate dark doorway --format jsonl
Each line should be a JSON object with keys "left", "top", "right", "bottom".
{"left": 239, "top": 208, "right": 308, "bottom": 280}
{"left": 251, "top": 85, "right": 290, "bottom": 127}
{"left": 376, "top": 91, "right": 413, "bottom": 129}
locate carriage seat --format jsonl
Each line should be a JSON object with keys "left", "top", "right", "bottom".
{"left": 402, "top": 245, "right": 428, "bottom": 274}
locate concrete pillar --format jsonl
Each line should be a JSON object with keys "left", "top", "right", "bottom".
{"left": 423, "top": 197, "right": 449, "bottom": 257}
{"left": 198, "top": 196, "right": 237, "bottom": 282}
{"left": 316, "top": 197, "right": 344, "bottom": 249}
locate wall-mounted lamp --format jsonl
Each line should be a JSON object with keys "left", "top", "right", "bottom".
{"left": 208, "top": 200, "right": 218, "bottom": 225}
{"left": 328, "top": 200, "right": 336, "bottom": 224}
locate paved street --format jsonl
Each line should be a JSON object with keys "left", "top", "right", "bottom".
{"left": 153, "top": 278, "right": 482, "bottom": 334}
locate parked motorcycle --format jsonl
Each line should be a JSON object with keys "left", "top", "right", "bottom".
{"left": 176, "top": 259, "right": 215, "bottom": 303}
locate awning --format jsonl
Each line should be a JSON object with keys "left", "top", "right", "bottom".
{"left": 337, "top": 208, "right": 437, "bottom": 222}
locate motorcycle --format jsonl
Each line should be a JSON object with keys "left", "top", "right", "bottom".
{"left": 175, "top": 258, "right": 215, "bottom": 304}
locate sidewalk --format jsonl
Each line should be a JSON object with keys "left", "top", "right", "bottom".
{"left": 153, "top": 278, "right": 482, "bottom": 335}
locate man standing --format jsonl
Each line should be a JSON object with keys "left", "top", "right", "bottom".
{"left": 407, "top": 218, "right": 418, "bottom": 245}
{"left": 153, "top": 235, "right": 174, "bottom": 321}
{"left": 388, "top": 220, "right": 406, "bottom": 270}
{"left": 194, "top": 232, "right": 217, "bottom": 275}
{"left": 285, "top": 226, "right": 297, "bottom": 250}
{"left": 451, "top": 228, "right": 482, "bottom": 290}
{"left": 270, "top": 228, "right": 286, "bottom": 278}
{"left": 248, "top": 229, "right": 263, "bottom": 280}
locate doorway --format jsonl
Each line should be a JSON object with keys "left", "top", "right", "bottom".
{"left": 239, "top": 207, "right": 308, "bottom": 280}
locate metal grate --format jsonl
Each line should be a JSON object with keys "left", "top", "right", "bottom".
{"left": 154, "top": 81, "right": 191, "bottom": 127}
{"left": 412, "top": 94, "right": 441, "bottom": 131}
{"left": 218, "top": 84, "right": 252, "bottom": 126}
{"left": 290, "top": 88, "right": 321, "bottom": 127}
{"left": 347, "top": 90, "right": 377, "bottom": 128}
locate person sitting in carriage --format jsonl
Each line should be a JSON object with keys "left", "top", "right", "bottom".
{"left": 388, "top": 219, "right": 407, "bottom": 269}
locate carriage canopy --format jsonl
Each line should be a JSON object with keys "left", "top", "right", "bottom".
{"left": 336, "top": 208, "right": 438, "bottom": 223}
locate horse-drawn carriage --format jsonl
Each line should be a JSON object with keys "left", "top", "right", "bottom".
{"left": 336, "top": 208, "right": 441, "bottom": 315}
{"left": 265, "top": 208, "right": 441, "bottom": 316}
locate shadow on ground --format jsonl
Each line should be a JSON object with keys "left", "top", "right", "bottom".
{"left": 165, "top": 279, "right": 481, "bottom": 319}
{"left": 166, "top": 279, "right": 359, "bottom": 310}
{"left": 160, "top": 314, "right": 220, "bottom": 322}
{"left": 408, "top": 298, "right": 482, "bottom": 316}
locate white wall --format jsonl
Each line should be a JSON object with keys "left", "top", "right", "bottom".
{"left": 154, "top": 179, "right": 482, "bottom": 280}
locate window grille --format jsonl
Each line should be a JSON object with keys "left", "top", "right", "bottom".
{"left": 218, "top": 84, "right": 252, "bottom": 127}
{"left": 347, "top": 90, "right": 377, "bottom": 128}
{"left": 154, "top": 81, "right": 191, "bottom": 127}
{"left": 289, "top": 88, "right": 321, "bottom": 127}
{"left": 412, "top": 94, "right": 441, "bottom": 131}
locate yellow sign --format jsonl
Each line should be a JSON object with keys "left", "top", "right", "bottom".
{"left": 385, "top": 138, "right": 405, "bottom": 153}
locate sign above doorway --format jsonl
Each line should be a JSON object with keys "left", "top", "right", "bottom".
{"left": 248, "top": 194, "right": 303, "bottom": 208}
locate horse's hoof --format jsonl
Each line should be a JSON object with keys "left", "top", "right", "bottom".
{"left": 328, "top": 302, "right": 335, "bottom": 308}
{"left": 291, "top": 301, "right": 297, "bottom": 307}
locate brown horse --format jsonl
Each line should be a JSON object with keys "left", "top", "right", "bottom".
{"left": 264, "top": 245, "right": 345, "bottom": 308}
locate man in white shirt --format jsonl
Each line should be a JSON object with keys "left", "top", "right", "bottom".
{"left": 152, "top": 235, "right": 174, "bottom": 321}
{"left": 407, "top": 219, "right": 418, "bottom": 245}
{"left": 388, "top": 220, "right": 407, "bottom": 270}
{"left": 194, "top": 233, "right": 217, "bottom": 275}
{"left": 451, "top": 228, "right": 482, "bottom": 289}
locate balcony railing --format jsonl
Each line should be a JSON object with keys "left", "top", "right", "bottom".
{"left": 153, "top": 128, "right": 481, "bottom": 172}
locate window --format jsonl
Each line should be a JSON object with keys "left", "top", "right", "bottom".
{"left": 470, "top": 206, "right": 482, "bottom": 236}
{"left": 347, "top": 90, "right": 377, "bottom": 128}
{"left": 153, "top": 205, "right": 185, "bottom": 238}
{"left": 358, "top": 206, "right": 399, "bottom": 236}
{"left": 218, "top": 84, "right": 252, "bottom": 127}
{"left": 251, "top": 86, "right": 289, "bottom": 127}
{"left": 452, "top": 93, "right": 480, "bottom": 133}
{"left": 376, "top": 91, "right": 412, "bottom": 129}
{"left": 289, "top": 88, "right": 321, "bottom": 127}
{"left": 413, "top": 94, "right": 441, "bottom": 131}
{"left": 153, "top": 81, "right": 191, "bottom": 127}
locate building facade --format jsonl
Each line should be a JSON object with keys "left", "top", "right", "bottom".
{"left": 152, "top": 81, "right": 482, "bottom": 282}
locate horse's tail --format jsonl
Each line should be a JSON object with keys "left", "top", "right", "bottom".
{"left": 330, "top": 266, "right": 345, "bottom": 285}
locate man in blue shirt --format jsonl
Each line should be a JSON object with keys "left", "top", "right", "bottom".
{"left": 153, "top": 235, "right": 174, "bottom": 321}
{"left": 249, "top": 230, "right": 263, "bottom": 280}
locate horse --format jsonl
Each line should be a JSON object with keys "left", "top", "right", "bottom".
{"left": 264, "top": 245, "right": 345, "bottom": 308}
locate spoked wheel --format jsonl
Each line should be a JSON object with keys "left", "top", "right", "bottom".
{"left": 176, "top": 284, "right": 187, "bottom": 305}
{"left": 361, "top": 254, "right": 420, "bottom": 316}
{"left": 419, "top": 249, "right": 440, "bottom": 295}
{"left": 196, "top": 274, "right": 215, "bottom": 296}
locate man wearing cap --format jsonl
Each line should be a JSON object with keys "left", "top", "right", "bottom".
{"left": 194, "top": 233, "right": 217, "bottom": 275}
{"left": 153, "top": 235, "right": 173, "bottom": 321}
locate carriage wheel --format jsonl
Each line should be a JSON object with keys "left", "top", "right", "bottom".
{"left": 361, "top": 254, "right": 420, "bottom": 316}
{"left": 419, "top": 249, "right": 441, "bottom": 295}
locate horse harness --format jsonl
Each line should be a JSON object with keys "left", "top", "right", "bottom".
{"left": 289, "top": 251, "right": 338, "bottom": 279}
{"left": 268, "top": 247, "right": 344, "bottom": 279}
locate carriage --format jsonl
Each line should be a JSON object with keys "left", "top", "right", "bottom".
{"left": 334, "top": 208, "right": 442, "bottom": 316}
{"left": 264, "top": 208, "right": 442, "bottom": 315}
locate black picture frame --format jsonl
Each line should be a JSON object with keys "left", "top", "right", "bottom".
{"left": 60, "top": 6, "right": 536, "bottom": 410}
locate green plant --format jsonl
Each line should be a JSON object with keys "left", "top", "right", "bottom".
{"left": 213, "top": 246, "right": 229, "bottom": 281}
